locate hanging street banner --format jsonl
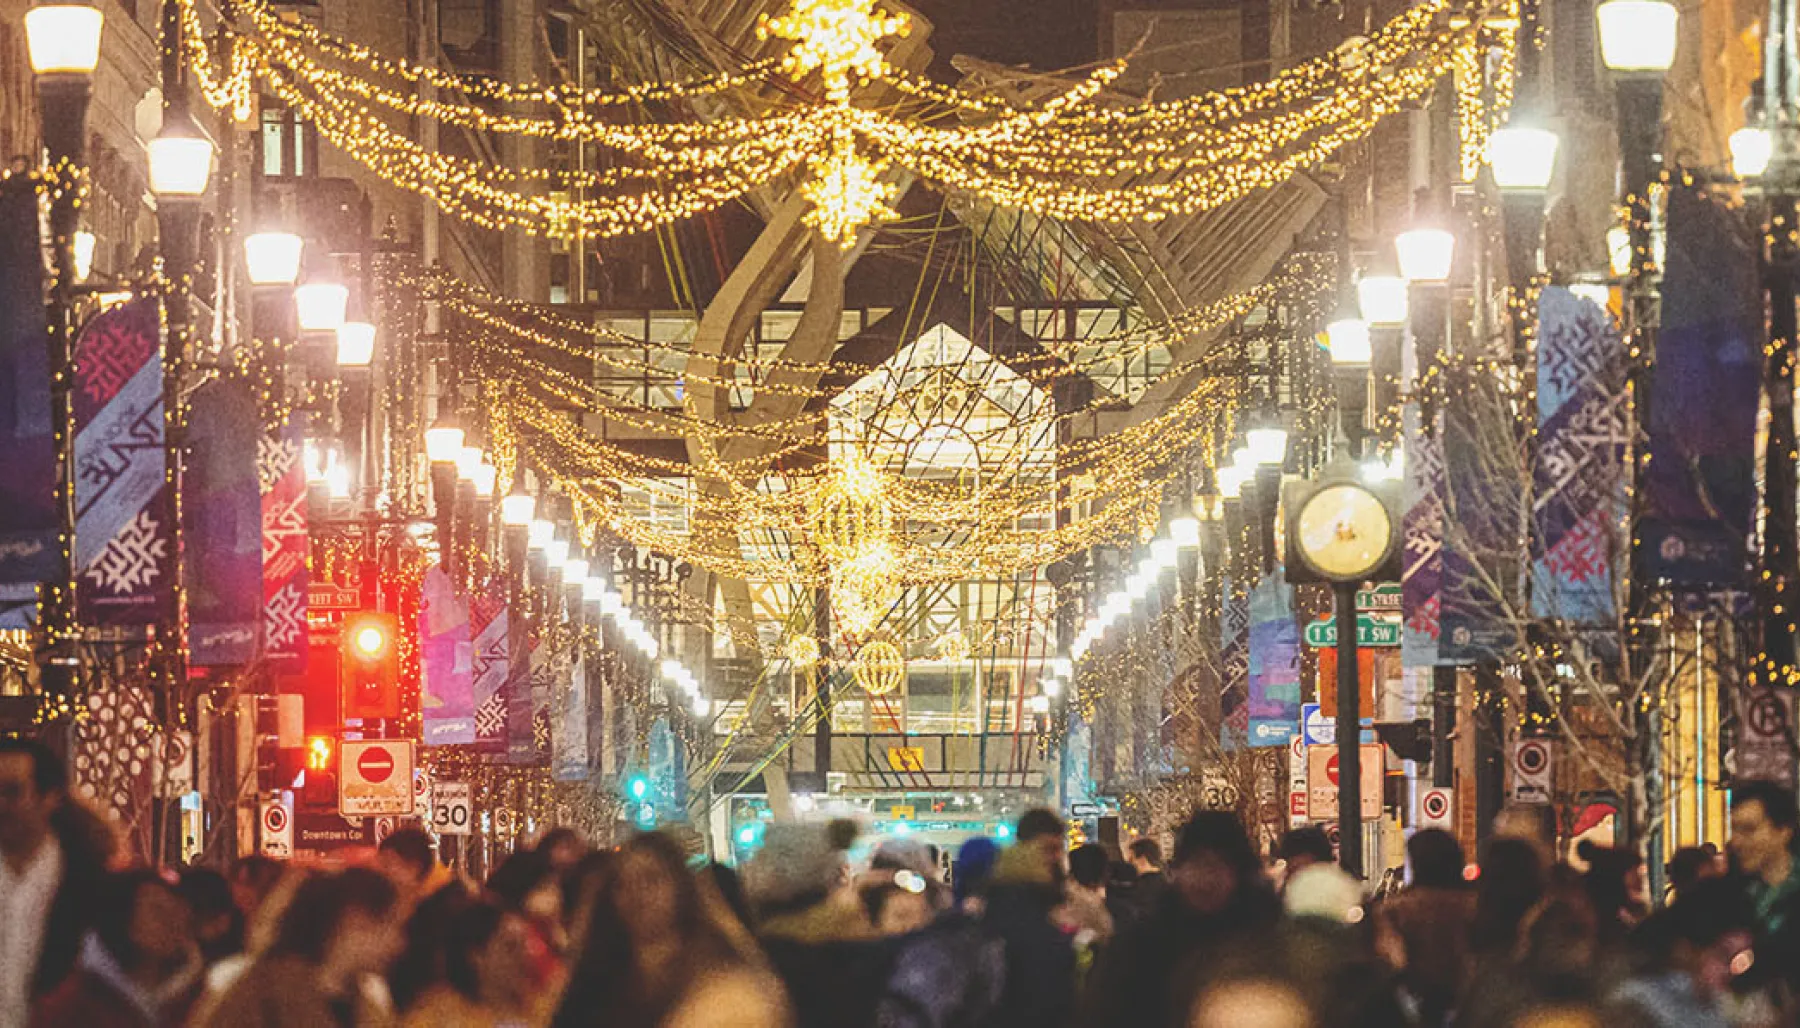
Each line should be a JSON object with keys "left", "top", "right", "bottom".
{"left": 1401, "top": 404, "right": 1444, "bottom": 668}
{"left": 1642, "top": 185, "right": 1761, "bottom": 586}
{"left": 72, "top": 299, "right": 174, "bottom": 627}
{"left": 470, "top": 587, "right": 510, "bottom": 753}
{"left": 259, "top": 419, "right": 310, "bottom": 670}
{"left": 553, "top": 648, "right": 589, "bottom": 781}
{"left": 0, "top": 177, "right": 58, "bottom": 627}
{"left": 647, "top": 715, "right": 686, "bottom": 821}
{"left": 184, "top": 382, "right": 263, "bottom": 665}
{"left": 419, "top": 566, "right": 475, "bottom": 744}
{"left": 1440, "top": 366, "right": 1519, "bottom": 663}
{"left": 1532, "top": 287, "right": 1628, "bottom": 627}
{"left": 1218, "top": 572, "right": 1251, "bottom": 749}
{"left": 1247, "top": 573, "right": 1302, "bottom": 747}
{"left": 508, "top": 630, "right": 553, "bottom": 765}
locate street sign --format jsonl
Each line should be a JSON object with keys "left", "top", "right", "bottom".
{"left": 1288, "top": 737, "right": 1308, "bottom": 826}
{"left": 1070, "top": 802, "right": 1102, "bottom": 818}
{"left": 432, "top": 781, "right": 473, "bottom": 836}
{"left": 413, "top": 767, "right": 432, "bottom": 819}
{"left": 1356, "top": 584, "right": 1402, "bottom": 611}
{"left": 154, "top": 730, "right": 194, "bottom": 799}
{"left": 1300, "top": 703, "right": 1377, "bottom": 747}
{"left": 1306, "top": 744, "right": 1384, "bottom": 821}
{"left": 1735, "top": 687, "right": 1798, "bottom": 788}
{"left": 1511, "top": 739, "right": 1553, "bottom": 804}
{"left": 890, "top": 805, "right": 915, "bottom": 820}
{"left": 260, "top": 797, "right": 293, "bottom": 859}
{"left": 887, "top": 746, "right": 926, "bottom": 773}
{"left": 339, "top": 739, "right": 415, "bottom": 815}
{"left": 1304, "top": 614, "right": 1402, "bottom": 648}
{"left": 295, "top": 812, "right": 374, "bottom": 853}
{"left": 1419, "top": 787, "right": 1455, "bottom": 830}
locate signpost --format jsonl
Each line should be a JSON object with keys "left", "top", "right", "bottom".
{"left": 432, "top": 781, "right": 473, "bottom": 835}
{"left": 1306, "top": 744, "right": 1384, "bottom": 821}
{"left": 260, "top": 797, "right": 292, "bottom": 859}
{"left": 1419, "top": 786, "right": 1455, "bottom": 830}
{"left": 339, "top": 739, "right": 415, "bottom": 815}
{"left": 1510, "top": 739, "right": 1553, "bottom": 805}
{"left": 1304, "top": 614, "right": 1402, "bottom": 648}
{"left": 1288, "top": 737, "right": 1308, "bottom": 826}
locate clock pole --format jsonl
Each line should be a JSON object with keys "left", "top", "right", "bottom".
{"left": 1333, "top": 579, "right": 1362, "bottom": 877}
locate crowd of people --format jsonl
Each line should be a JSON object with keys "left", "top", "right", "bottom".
{"left": 5, "top": 734, "right": 1800, "bottom": 1027}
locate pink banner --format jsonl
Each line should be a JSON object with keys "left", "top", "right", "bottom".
{"left": 420, "top": 566, "right": 475, "bottom": 745}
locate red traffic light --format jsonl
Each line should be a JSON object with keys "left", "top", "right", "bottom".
{"left": 340, "top": 612, "right": 400, "bottom": 720}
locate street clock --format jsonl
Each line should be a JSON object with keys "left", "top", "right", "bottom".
{"left": 1283, "top": 470, "right": 1402, "bottom": 585}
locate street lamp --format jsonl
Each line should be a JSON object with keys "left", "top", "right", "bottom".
{"left": 1595, "top": 0, "right": 1680, "bottom": 72}
{"left": 243, "top": 231, "right": 304, "bottom": 287}
{"left": 335, "top": 321, "right": 376, "bottom": 368}
{"left": 146, "top": 123, "right": 214, "bottom": 199}
{"left": 1395, "top": 228, "right": 1457, "bottom": 282}
{"left": 1356, "top": 276, "right": 1408, "bottom": 327}
{"left": 72, "top": 231, "right": 95, "bottom": 282}
{"left": 1733, "top": 126, "right": 1775, "bottom": 179}
{"left": 1326, "top": 317, "right": 1373, "bottom": 365}
{"left": 1488, "top": 125, "right": 1560, "bottom": 192}
{"left": 25, "top": 5, "right": 104, "bottom": 76}
{"left": 500, "top": 488, "right": 536, "bottom": 528}
{"left": 424, "top": 417, "right": 465, "bottom": 465}
{"left": 295, "top": 283, "right": 350, "bottom": 334}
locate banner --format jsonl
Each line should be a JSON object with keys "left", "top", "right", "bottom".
{"left": 184, "top": 382, "right": 263, "bottom": 664}
{"left": 1439, "top": 366, "right": 1519, "bottom": 663}
{"left": 505, "top": 629, "right": 547, "bottom": 765}
{"left": 1402, "top": 404, "right": 1444, "bottom": 667}
{"left": 470, "top": 588, "right": 509, "bottom": 753}
{"left": 1532, "top": 287, "right": 1629, "bottom": 625}
{"left": 1642, "top": 185, "right": 1761, "bottom": 585}
{"left": 0, "top": 177, "right": 57, "bottom": 626}
{"left": 72, "top": 299, "right": 173, "bottom": 627}
{"left": 553, "top": 648, "right": 589, "bottom": 781}
{"left": 1246, "top": 573, "right": 1301, "bottom": 746}
{"left": 259, "top": 419, "right": 309, "bottom": 670}
{"left": 1218, "top": 571, "right": 1250, "bottom": 749}
{"left": 647, "top": 715, "right": 686, "bottom": 819}
{"left": 419, "top": 566, "right": 475, "bottom": 745}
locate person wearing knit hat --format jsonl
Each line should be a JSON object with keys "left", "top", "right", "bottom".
{"left": 1282, "top": 863, "right": 1366, "bottom": 925}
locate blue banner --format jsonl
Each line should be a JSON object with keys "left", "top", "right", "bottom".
{"left": 1532, "top": 287, "right": 1628, "bottom": 624}
{"left": 1642, "top": 185, "right": 1761, "bottom": 585}
{"left": 0, "top": 177, "right": 57, "bottom": 626}
{"left": 552, "top": 649, "right": 589, "bottom": 781}
{"left": 184, "top": 382, "right": 263, "bottom": 664}
{"left": 1440, "top": 365, "right": 1519, "bottom": 663}
{"left": 1247, "top": 572, "right": 1300, "bottom": 746}
{"left": 1219, "top": 570, "right": 1250, "bottom": 749}
{"left": 1402, "top": 404, "right": 1444, "bottom": 667}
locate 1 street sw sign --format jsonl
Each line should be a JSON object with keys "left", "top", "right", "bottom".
{"left": 340, "top": 739, "right": 415, "bottom": 816}
{"left": 432, "top": 781, "right": 473, "bottom": 836}
{"left": 1356, "top": 584, "right": 1402, "bottom": 611}
{"left": 1304, "top": 614, "right": 1402, "bottom": 648}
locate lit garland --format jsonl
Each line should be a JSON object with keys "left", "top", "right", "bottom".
{"left": 180, "top": 0, "right": 1505, "bottom": 242}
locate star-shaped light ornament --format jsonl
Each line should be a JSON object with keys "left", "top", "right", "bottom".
{"left": 802, "top": 130, "right": 899, "bottom": 247}
{"left": 757, "top": 0, "right": 912, "bottom": 101}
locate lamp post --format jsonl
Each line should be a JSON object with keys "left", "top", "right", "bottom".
{"left": 25, "top": 3, "right": 104, "bottom": 698}
{"left": 1598, "top": 0, "right": 1677, "bottom": 861}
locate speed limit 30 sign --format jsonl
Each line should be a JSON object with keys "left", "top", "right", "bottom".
{"left": 432, "top": 781, "right": 473, "bottom": 836}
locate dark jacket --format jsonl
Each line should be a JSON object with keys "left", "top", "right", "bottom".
{"left": 29, "top": 936, "right": 202, "bottom": 1028}
{"left": 759, "top": 901, "right": 900, "bottom": 1028}
{"left": 1082, "top": 884, "right": 1281, "bottom": 1028}
{"left": 878, "top": 909, "right": 1006, "bottom": 1028}
{"left": 1381, "top": 884, "right": 1476, "bottom": 1024}
{"left": 982, "top": 848, "right": 1076, "bottom": 1028}
{"left": 33, "top": 803, "right": 113, "bottom": 999}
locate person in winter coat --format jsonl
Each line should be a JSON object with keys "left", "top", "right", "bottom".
{"left": 1608, "top": 877, "right": 1757, "bottom": 1028}
{"left": 28, "top": 870, "right": 203, "bottom": 1028}
{"left": 1083, "top": 810, "right": 1281, "bottom": 1028}
{"left": 194, "top": 867, "right": 406, "bottom": 1028}
{"left": 984, "top": 810, "right": 1077, "bottom": 1028}
{"left": 1377, "top": 828, "right": 1476, "bottom": 1025}
{"left": 400, "top": 899, "right": 542, "bottom": 1028}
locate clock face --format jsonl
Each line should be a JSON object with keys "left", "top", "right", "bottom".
{"left": 1295, "top": 483, "right": 1394, "bottom": 581}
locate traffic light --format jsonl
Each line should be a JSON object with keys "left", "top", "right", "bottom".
{"left": 301, "top": 735, "right": 337, "bottom": 809}
{"left": 340, "top": 612, "right": 400, "bottom": 720}
{"left": 306, "top": 735, "right": 334, "bottom": 771}
{"left": 625, "top": 773, "right": 650, "bottom": 803}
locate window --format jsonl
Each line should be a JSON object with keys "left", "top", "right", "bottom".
{"left": 260, "top": 107, "right": 317, "bottom": 178}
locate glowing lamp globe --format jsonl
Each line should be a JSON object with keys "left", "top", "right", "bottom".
{"left": 1356, "top": 276, "right": 1408, "bottom": 326}
{"left": 243, "top": 231, "right": 303, "bottom": 286}
{"left": 294, "top": 283, "right": 349, "bottom": 333}
{"left": 1596, "top": 0, "right": 1679, "bottom": 72}
{"left": 1326, "top": 317, "right": 1373, "bottom": 365}
{"left": 501, "top": 490, "right": 536, "bottom": 527}
{"left": 1396, "top": 228, "right": 1456, "bottom": 282}
{"left": 562, "top": 558, "right": 589, "bottom": 583}
{"left": 1170, "top": 515, "right": 1201, "bottom": 548}
{"left": 424, "top": 421, "right": 464, "bottom": 465}
{"left": 25, "top": 6, "right": 103, "bottom": 76}
{"left": 1732, "top": 126, "right": 1773, "bottom": 179}
{"left": 544, "top": 539, "right": 569, "bottom": 567}
{"left": 72, "top": 231, "right": 95, "bottom": 282}
{"left": 1247, "top": 425, "right": 1289, "bottom": 466}
{"left": 527, "top": 519, "right": 554, "bottom": 549}
{"left": 1488, "top": 126, "right": 1559, "bottom": 191}
{"left": 1219, "top": 465, "right": 1247, "bottom": 499}
{"left": 335, "top": 321, "right": 376, "bottom": 367}
{"left": 472, "top": 462, "right": 497, "bottom": 498}
{"left": 146, "top": 131, "right": 213, "bottom": 198}
{"left": 455, "top": 445, "right": 483, "bottom": 481}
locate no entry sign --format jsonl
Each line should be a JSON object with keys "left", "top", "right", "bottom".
{"left": 339, "top": 739, "right": 415, "bottom": 815}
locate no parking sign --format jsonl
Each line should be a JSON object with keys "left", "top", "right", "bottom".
{"left": 1511, "top": 739, "right": 1552, "bottom": 805}
{"left": 261, "top": 798, "right": 293, "bottom": 859}
{"left": 1419, "top": 787, "right": 1454, "bottom": 830}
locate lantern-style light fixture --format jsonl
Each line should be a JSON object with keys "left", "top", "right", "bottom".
{"left": 295, "top": 282, "right": 350, "bottom": 333}
{"left": 1595, "top": 0, "right": 1679, "bottom": 73}
{"left": 500, "top": 488, "right": 536, "bottom": 527}
{"left": 1170, "top": 515, "right": 1201, "bottom": 548}
{"left": 24, "top": 5, "right": 104, "bottom": 76}
{"left": 1488, "top": 124, "right": 1560, "bottom": 192}
{"left": 527, "top": 519, "right": 555, "bottom": 549}
{"left": 335, "top": 321, "right": 376, "bottom": 367}
{"left": 243, "top": 231, "right": 303, "bottom": 287}
{"left": 1326, "top": 317, "right": 1373, "bottom": 365}
{"left": 1356, "top": 275, "right": 1408, "bottom": 326}
{"left": 146, "top": 121, "right": 214, "bottom": 199}
{"left": 1218, "top": 464, "right": 1247, "bottom": 499}
{"left": 1731, "top": 126, "right": 1774, "bottom": 179}
{"left": 1395, "top": 228, "right": 1457, "bottom": 282}
{"left": 456, "top": 445, "right": 483, "bottom": 481}
{"left": 72, "top": 230, "right": 96, "bottom": 282}
{"left": 424, "top": 418, "right": 464, "bottom": 465}
{"left": 472, "top": 462, "right": 498, "bottom": 499}
{"left": 1247, "top": 416, "right": 1289, "bottom": 466}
